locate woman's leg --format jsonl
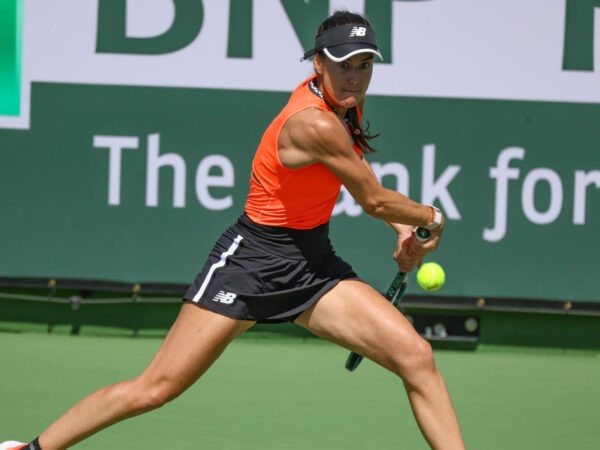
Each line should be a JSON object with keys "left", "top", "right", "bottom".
{"left": 38, "top": 303, "right": 255, "bottom": 450}
{"left": 294, "top": 279, "right": 465, "bottom": 450}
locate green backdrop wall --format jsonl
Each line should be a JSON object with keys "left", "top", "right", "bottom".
{"left": 1, "top": 0, "right": 599, "bottom": 303}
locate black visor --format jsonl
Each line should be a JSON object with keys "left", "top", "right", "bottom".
{"left": 302, "top": 23, "right": 383, "bottom": 62}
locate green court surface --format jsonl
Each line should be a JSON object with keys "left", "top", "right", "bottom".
{"left": 1, "top": 331, "right": 598, "bottom": 449}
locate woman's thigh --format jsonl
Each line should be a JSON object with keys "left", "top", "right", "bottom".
{"left": 294, "top": 279, "right": 428, "bottom": 374}
{"left": 136, "top": 303, "right": 255, "bottom": 397}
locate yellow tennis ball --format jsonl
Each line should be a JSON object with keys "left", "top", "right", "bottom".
{"left": 417, "top": 262, "right": 445, "bottom": 291}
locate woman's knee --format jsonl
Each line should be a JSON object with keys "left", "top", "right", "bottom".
{"left": 125, "top": 377, "right": 185, "bottom": 412}
{"left": 146, "top": 379, "right": 186, "bottom": 409}
{"left": 389, "top": 335, "right": 436, "bottom": 383}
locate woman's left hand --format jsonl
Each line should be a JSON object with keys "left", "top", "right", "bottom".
{"left": 391, "top": 224, "right": 430, "bottom": 273}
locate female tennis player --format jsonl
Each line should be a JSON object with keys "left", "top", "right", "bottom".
{"left": 2, "top": 11, "right": 464, "bottom": 450}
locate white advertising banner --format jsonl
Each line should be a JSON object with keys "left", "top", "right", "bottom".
{"left": 2, "top": 0, "right": 599, "bottom": 129}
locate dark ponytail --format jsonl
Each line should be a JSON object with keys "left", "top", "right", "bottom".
{"left": 345, "top": 105, "right": 379, "bottom": 154}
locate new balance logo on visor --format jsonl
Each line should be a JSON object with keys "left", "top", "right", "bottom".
{"left": 212, "top": 291, "right": 237, "bottom": 304}
{"left": 349, "top": 26, "right": 367, "bottom": 37}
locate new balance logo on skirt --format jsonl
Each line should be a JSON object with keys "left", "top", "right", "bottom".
{"left": 212, "top": 291, "right": 237, "bottom": 304}
{"left": 349, "top": 26, "right": 367, "bottom": 37}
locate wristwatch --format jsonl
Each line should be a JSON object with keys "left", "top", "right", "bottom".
{"left": 425, "top": 206, "right": 443, "bottom": 230}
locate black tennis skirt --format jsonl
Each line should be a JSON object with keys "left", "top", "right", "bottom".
{"left": 184, "top": 214, "right": 358, "bottom": 323}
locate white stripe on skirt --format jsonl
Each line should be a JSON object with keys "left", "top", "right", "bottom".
{"left": 191, "top": 234, "right": 244, "bottom": 303}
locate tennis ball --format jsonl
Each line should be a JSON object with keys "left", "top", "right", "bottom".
{"left": 417, "top": 262, "right": 445, "bottom": 291}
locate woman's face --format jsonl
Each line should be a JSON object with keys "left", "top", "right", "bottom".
{"left": 315, "top": 52, "right": 374, "bottom": 111}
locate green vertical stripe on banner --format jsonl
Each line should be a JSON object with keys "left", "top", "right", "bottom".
{"left": 562, "top": 0, "right": 600, "bottom": 71}
{"left": 0, "top": 0, "right": 22, "bottom": 116}
{"left": 227, "top": 0, "right": 253, "bottom": 58}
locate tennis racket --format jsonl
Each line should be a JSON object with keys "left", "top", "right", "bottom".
{"left": 344, "top": 227, "right": 431, "bottom": 372}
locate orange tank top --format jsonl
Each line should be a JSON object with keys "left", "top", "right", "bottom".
{"left": 244, "top": 75, "right": 363, "bottom": 229}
